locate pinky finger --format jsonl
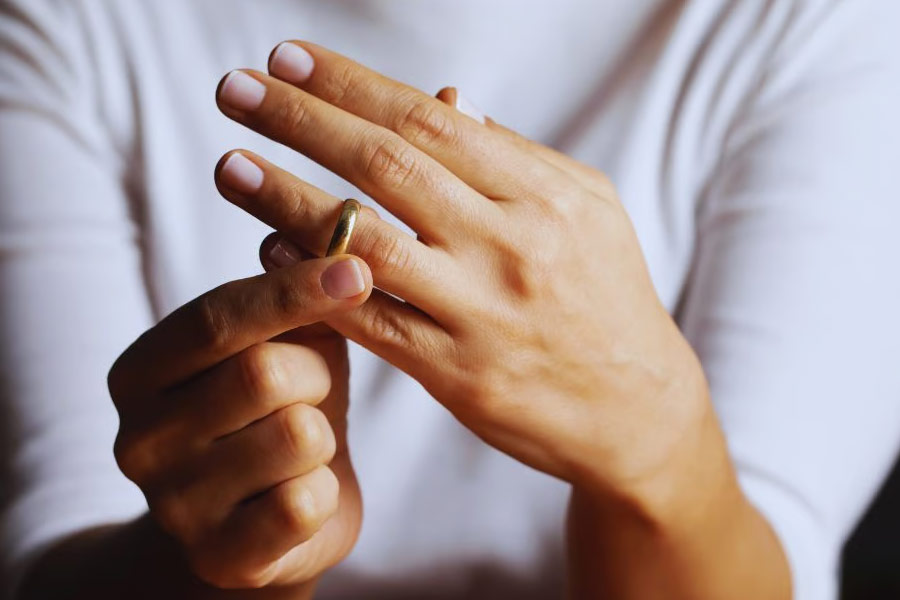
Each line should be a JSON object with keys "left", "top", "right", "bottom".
{"left": 436, "top": 86, "right": 615, "bottom": 196}
{"left": 189, "top": 466, "right": 339, "bottom": 589}
{"left": 327, "top": 284, "right": 455, "bottom": 386}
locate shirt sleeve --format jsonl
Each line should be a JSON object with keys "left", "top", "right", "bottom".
{"left": 0, "top": 2, "right": 150, "bottom": 596}
{"left": 677, "top": 2, "right": 900, "bottom": 598}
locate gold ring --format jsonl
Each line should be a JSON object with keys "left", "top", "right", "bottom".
{"left": 325, "top": 198, "right": 361, "bottom": 256}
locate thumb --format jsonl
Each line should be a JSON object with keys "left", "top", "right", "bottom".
{"left": 110, "top": 241, "right": 373, "bottom": 398}
{"left": 258, "top": 232, "right": 373, "bottom": 304}
{"left": 260, "top": 231, "right": 370, "bottom": 340}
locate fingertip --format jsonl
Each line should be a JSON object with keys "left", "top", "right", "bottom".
{"left": 259, "top": 232, "right": 282, "bottom": 272}
{"left": 216, "top": 69, "right": 267, "bottom": 113}
{"left": 435, "top": 86, "right": 486, "bottom": 124}
{"left": 218, "top": 151, "right": 265, "bottom": 198}
{"left": 320, "top": 255, "right": 372, "bottom": 302}
{"left": 214, "top": 149, "right": 235, "bottom": 178}
{"left": 435, "top": 86, "right": 458, "bottom": 105}
{"left": 259, "top": 233, "right": 314, "bottom": 272}
{"left": 214, "top": 70, "right": 231, "bottom": 104}
{"left": 268, "top": 41, "right": 316, "bottom": 84}
{"left": 348, "top": 254, "right": 374, "bottom": 295}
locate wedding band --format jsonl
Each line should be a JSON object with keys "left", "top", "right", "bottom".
{"left": 325, "top": 198, "right": 361, "bottom": 256}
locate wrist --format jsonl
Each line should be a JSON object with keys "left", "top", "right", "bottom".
{"left": 565, "top": 411, "right": 790, "bottom": 600}
{"left": 564, "top": 323, "right": 792, "bottom": 598}
{"left": 569, "top": 375, "right": 741, "bottom": 536}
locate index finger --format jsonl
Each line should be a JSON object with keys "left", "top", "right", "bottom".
{"left": 267, "top": 41, "right": 563, "bottom": 200}
{"left": 108, "top": 255, "right": 372, "bottom": 401}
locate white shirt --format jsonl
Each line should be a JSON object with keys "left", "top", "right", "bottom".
{"left": 2, "top": 1, "right": 900, "bottom": 598}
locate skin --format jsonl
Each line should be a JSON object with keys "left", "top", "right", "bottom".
{"left": 216, "top": 42, "right": 793, "bottom": 599}
{"left": 21, "top": 255, "right": 371, "bottom": 599}
{"left": 18, "top": 42, "right": 792, "bottom": 599}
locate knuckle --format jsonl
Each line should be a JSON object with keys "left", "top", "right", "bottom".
{"left": 319, "top": 62, "right": 357, "bottom": 107}
{"left": 151, "top": 493, "right": 195, "bottom": 541}
{"left": 452, "top": 363, "right": 509, "bottom": 418}
{"left": 359, "top": 204, "right": 381, "bottom": 221}
{"left": 235, "top": 344, "right": 285, "bottom": 406}
{"left": 362, "top": 302, "right": 414, "bottom": 348}
{"left": 276, "top": 405, "right": 334, "bottom": 464}
{"left": 281, "top": 179, "right": 314, "bottom": 223}
{"left": 520, "top": 189, "right": 572, "bottom": 230}
{"left": 273, "top": 95, "right": 312, "bottom": 135}
{"left": 542, "top": 196, "right": 575, "bottom": 225}
{"left": 274, "top": 480, "right": 321, "bottom": 539}
{"left": 264, "top": 346, "right": 332, "bottom": 407}
{"left": 189, "top": 552, "right": 276, "bottom": 590}
{"left": 113, "top": 432, "right": 156, "bottom": 483}
{"left": 554, "top": 187, "right": 596, "bottom": 221}
{"left": 271, "top": 274, "right": 318, "bottom": 320}
{"left": 396, "top": 97, "right": 457, "bottom": 147}
{"left": 106, "top": 359, "right": 130, "bottom": 405}
{"left": 490, "top": 230, "right": 557, "bottom": 301}
{"left": 354, "top": 225, "right": 414, "bottom": 277}
{"left": 193, "top": 287, "right": 235, "bottom": 352}
{"left": 506, "top": 256, "right": 550, "bottom": 299}
{"left": 298, "top": 348, "right": 333, "bottom": 405}
{"left": 107, "top": 327, "right": 160, "bottom": 403}
{"left": 360, "top": 136, "right": 419, "bottom": 189}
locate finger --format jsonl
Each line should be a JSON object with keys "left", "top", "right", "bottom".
{"left": 167, "top": 342, "right": 332, "bottom": 443}
{"left": 113, "top": 340, "right": 333, "bottom": 486}
{"left": 260, "top": 234, "right": 459, "bottom": 386}
{"left": 324, "top": 277, "right": 459, "bottom": 383}
{"left": 217, "top": 150, "right": 464, "bottom": 320}
{"left": 215, "top": 69, "right": 486, "bottom": 244}
{"left": 471, "top": 104, "right": 616, "bottom": 197}
{"left": 266, "top": 41, "right": 563, "bottom": 200}
{"left": 264, "top": 231, "right": 458, "bottom": 379}
{"left": 435, "top": 86, "right": 615, "bottom": 199}
{"left": 194, "top": 465, "right": 340, "bottom": 588}
{"left": 109, "top": 255, "right": 372, "bottom": 400}
{"left": 181, "top": 404, "right": 336, "bottom": 523}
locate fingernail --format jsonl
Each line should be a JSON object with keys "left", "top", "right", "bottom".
{"left": 270, "top": 42, "right": 315, "bottom": 84}
{"left": 268, "top": 238, "right": 301, "bottom": 268}
{"left": 321, "top": 259, "right": 366, "bottom": 299}
{"left": 220, "top": 153, "right": 264, "bottom": 194}
{"left": 219, "top": 71, "right": 266, "bottom": 111}
{"left": 455, "top": 91, "right": 486, "bottom": 124}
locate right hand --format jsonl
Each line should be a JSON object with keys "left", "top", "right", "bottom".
{"left": 107, "top": 253, "right": 372, "bottom": 589}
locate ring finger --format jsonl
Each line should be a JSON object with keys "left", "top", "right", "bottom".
{"left": 216, "top": 149, "right": 460, "bottom": 321}
{"left": 189, "top": 465, "right": 340, "bottom": 588}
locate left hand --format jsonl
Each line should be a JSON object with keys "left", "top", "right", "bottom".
{"left": 214, "top": 41, "right": 722, "bottom": 510}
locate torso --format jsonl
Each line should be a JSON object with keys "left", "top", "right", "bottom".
{"left": 81, "top": 1, "right": 766, "bottom": 595}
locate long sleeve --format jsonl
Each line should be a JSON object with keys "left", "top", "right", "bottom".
{"left": 678, "top": 3, "right": 900, "bottom": 598}
{"left": 0, "top": 2, "right": 150, "bottom": 595}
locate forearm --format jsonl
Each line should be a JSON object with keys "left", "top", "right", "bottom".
{"left": 565, "top": 408, "right": 791, "bottom": 600}
{"left": 17, "top": 514, "right": 317, "bottom": 600}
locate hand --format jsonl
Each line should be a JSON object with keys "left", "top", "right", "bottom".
{"left": 213, "top": 42, "right": 720, "bottom": 515}
{"left": 108, "top": 254, "right": 372, "bottom": 589}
